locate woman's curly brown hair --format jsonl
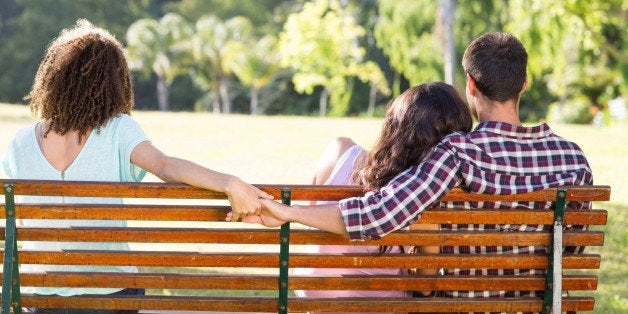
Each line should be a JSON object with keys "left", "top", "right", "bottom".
{"left": 26, "top": 19, "right": 134, "bottom": 142}
{"left": 354, "top": 82, "right": 473, "bottom": 191}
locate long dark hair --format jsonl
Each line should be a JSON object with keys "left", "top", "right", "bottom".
{"left": 352, "top": 82, "right": 473, "bottom": 254}
{"left": 354, "top": 82, "right": 473, "bottom": 191}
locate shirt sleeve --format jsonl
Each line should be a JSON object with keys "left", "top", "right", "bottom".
{"left": 2, "top": 139, "right": 15, "bottom": 178}
{"left": 117, "top": 115, "right": 150, "bottom": 182}
{"left": 338, "top": 144, "right": 461, "bottom": 240}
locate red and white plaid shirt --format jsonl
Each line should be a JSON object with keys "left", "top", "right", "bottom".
{"left": 339, "top": 121, "right": 593, "bottom": 299}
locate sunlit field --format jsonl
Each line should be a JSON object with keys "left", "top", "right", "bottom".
{"left": 1, "top": 103, "right": 626, "bottom": 312}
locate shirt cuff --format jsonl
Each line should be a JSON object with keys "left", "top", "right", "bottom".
{"left": 338, "top": 197, "right": 368, "bottom": 241}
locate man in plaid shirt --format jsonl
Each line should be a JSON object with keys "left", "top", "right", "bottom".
{"left": 246, "top": 32, "right": 593, "bottom": 300}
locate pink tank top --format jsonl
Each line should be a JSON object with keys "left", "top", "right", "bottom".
{"left": 294, "top": 145, "right": 411, "bottom": 313}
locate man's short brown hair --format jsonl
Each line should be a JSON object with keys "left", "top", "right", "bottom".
{"left": 462, "top": 32, "right": 528, "bottom": 102}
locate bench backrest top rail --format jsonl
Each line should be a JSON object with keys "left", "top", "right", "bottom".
{"left": 0, "top": 179, "right": 611, "bottom": 202}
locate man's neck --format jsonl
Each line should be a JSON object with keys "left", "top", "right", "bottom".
{"left": 475, "top": 99, "right": 522, "bottom": 126}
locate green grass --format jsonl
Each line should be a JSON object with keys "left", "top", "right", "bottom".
{"left": 1, "top": 103, "right": 626, "bottom": 312}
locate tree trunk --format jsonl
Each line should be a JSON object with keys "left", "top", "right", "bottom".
{"left": 367, "top": 83, "right": 378, "bottom": 117}
{"left": 212, "top": 83, "right": 221, "bottom": 114}
{"left": 156, "top": 74, "right": 169, "bottom": 111}
{"left": 439, "top": 0, "right": 456, "bottom": 86}
{"left": 250, "top": 85, "right": 260, "bottom": 115}
{"left": 219, "top": 77, "right": 231, "bottom": 114}
{"left": 319, "top": 88, "right": 329, "bottom": 117}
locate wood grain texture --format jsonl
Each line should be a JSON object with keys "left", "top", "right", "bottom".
{"left": 0, "top": 179, "right": 609, "bottom": 313}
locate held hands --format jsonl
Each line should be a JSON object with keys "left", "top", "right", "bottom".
{"left": 226, "top": 198, "right": 291, "bottom": 227}
{"left": 225, "top": 177, "right": 274, "bottom": 222}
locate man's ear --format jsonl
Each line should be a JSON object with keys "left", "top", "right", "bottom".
{"left": 466, "top": 73, "right": 476, "bottom": 96}
{"left": 520, "top": 77, "right": 528, "bottom": 94}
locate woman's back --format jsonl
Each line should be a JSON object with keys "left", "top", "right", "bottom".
{"left": 3, "top": 114, "right": 148, "bottom": 296}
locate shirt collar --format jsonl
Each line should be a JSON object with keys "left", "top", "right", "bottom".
{"left": 474, "top": 121, "right": 553, "bottom": 140}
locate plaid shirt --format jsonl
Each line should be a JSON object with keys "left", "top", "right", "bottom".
{"left": 339, "top": 121, "right": 593, "bottom": 300}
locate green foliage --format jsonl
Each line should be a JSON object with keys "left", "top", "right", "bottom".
{"left": 0, "top": 0, "right": 153, "bottom": 103}
{"left": 189, "top": 15, "right": 255, "bottom": 113}
{"left": 0, "top": 0, "right": 624, "bottom": 120}
{"left": 278, "top": 0, "right": 389, "bottom": 116}
{"left": 546, "top": 97, "right": 595, "bottom": 124}
{"left": 374, "top": 0, "right": 442, "bottom": 87}
{"left": 126, "top": 13, "right": 194, "bottom": 111}
{"left": 505, "top": 0, "right": 626, "bottom": 121}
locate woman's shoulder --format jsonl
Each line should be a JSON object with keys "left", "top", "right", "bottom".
{"left": 10, "top": 123, "right": 37, "bottom": 145}
{"left": 325, "top": 137, "right": 361, "bottom": 158}
{"left": 99, "top": 114, "right": 141, "bottom": 133}
{"left": 311, "top": 137, "right": 362, "bottom": 185}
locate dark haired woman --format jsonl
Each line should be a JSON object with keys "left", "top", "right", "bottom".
{"left": 293, "top": 82, "right": 473, "bottom": 313}
{"left": 2, "top": 19, "right": 270, "bottom": 313}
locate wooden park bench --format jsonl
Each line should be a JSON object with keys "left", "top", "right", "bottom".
{"left": 0, "top": 179, "right": 610, "bottom": 313}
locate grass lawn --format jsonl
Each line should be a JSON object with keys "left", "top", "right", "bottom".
{"left": 1, "top": 103, "right": 626, "bottom": 312}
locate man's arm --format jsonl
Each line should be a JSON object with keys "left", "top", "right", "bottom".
{"left": 238, "top": 199, "right": 349, "bottom": 236}
{"left": 338, "top": 145, "right": 460, "bottom": 240}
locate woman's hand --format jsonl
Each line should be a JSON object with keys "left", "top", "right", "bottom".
{"left": 227, "top": 198, "right": 290, "bottom": 227}
{"left": 225, "top": 176, "right": 273, "bottom": 222}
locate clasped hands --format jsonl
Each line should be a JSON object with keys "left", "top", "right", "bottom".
{"left": 226, "top": 198, "right": 291, "bottom": 227}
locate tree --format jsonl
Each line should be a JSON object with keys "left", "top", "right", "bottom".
{"left": 0, "top": 0, "right": 151, "bottom": 103}
{"left": 227, "top": 35, "right": 282, "bottom": 115}
{"left": 505, "top": 0, "right": 626, "bottom": 121}
{"left": 374, "top": 0, "right": 442, "bottom": 93}
{"left": 126, "top": 13, "right": 193, "bottom": 111}
{"left": 278, "top": 0, "right": 389, "bottom": 116}
{"left": 439, "top": 0, "right": 457, "bottom": 86}
{"left": 190, "top": 15, "right": 254, "bottom": 114}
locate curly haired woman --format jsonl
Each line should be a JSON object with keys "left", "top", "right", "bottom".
{"left": 293, "top": 82, "right": 473, "bottom": 314}
{"left": 2, "top": 19, "right": 271, "bottom": 314}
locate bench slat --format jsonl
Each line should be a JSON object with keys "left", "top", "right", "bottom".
{"left": 0, "top": 180, "right": 610, "bottom": 202}
{"left": 0, "top": 204, "right": 608, "bottom": 225}
{"left": 12, "top": 250, "right": 601, "bottom": 269}
{"left": 5, "top": 273, "right": 598, "bottom": 291}
{"left": 5, "top": 227, "right": 605, "bottom": 246}
{"left": 14, "top": 295, "right": 595, "bottom": 312}
{"left": 420, "top": 208, "right": 608, "bottom": 225}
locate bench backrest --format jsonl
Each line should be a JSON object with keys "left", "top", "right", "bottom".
{"left": 0, "top": 180, "right": 610, "bottom": 313}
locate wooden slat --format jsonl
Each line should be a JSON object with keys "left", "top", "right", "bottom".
{"left": 438, "top": 185, "right": 610, "bottom": 202}
{"left": 4, "top": 227, "right": 605, "bottom": 247}
{"left": 0, "top": 180, "right": 610, "bottom": 202}
{"left": 12, "top": 251, "right": 600, "bottom": 269}
{"left": 0, "top": 180, "right": 228, "bottom": 199}
{"left": 1, "top": 203, "right": 230, "bottom": 220}
{"left": 419, "top": 208, "right": 608, "bottom": 225}
{"left": 0, "top": 204, "right": 608, "bottom": 225}
{"left": 14, "top": 295, "right": 595, "bottom": 312}
{"left": 288, "top": 297, "right": 595, "bottom": 313}
{"left": 3, "top": 273, "right": 597, "bottom": 291}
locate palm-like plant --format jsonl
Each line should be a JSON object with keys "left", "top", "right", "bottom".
{"left": 126, "top": 13, "right": 192, "bottom": 111}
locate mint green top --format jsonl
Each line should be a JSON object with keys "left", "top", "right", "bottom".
{"left": 2, "top": 114, "right": 148, "bottom": 296}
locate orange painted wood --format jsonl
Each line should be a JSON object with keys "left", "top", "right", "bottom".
{"left": 1, "top": 203, "right": 230, "bottom": 220}
{"left": 419, "top": 208, "right": 608, "bottom": 225}
{"left": 286, "top": 297, "right": 595, "bottom": 313}
{"left": 0, "top": 180, "right": 609, "bottom": 313}
{"left": 0, "top": 205, "right": 608, "bottom": 225}
{"left": 0, "top": 180, "right": 610, "bottom": 202}
{"left": 3, "top": 227, "right": 605, "bottom": 247}
{"left": 3, "top": 273, "right": 597, "bottom": 291}
{"left": 16, "top": 295, "right": 594, "bottom": 312}
{"left": 12, "top": 250, "right": 600, "bottom": 269}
